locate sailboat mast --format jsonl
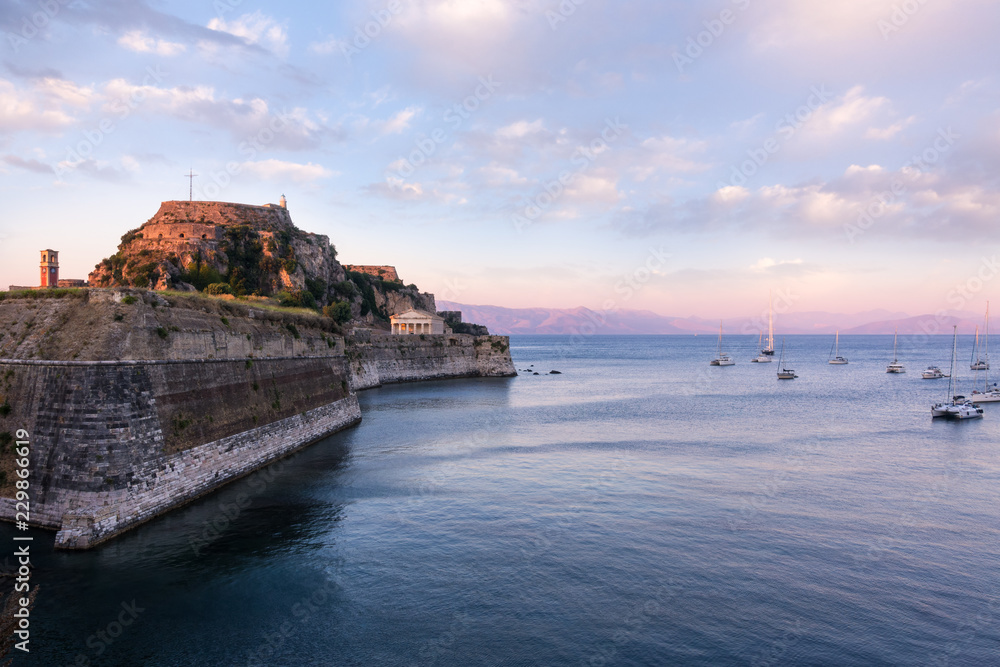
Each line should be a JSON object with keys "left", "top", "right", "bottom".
{"left": 835, "top": 331, "right": 839, "bottom": 356}
{"left": 768, "top": 291, "right": 774, "bottom": 351}
{"left": 893, "top": 329, "right": 898, "bottom": 363}
{"left": 947, "top": 326, "right": 957, "bottom": 400}
{"left": 972, "top": 326, "right": 979, "bottom": 365}
{"left": 986, "top": 301, "right": 990, "bottom": 390}
{"left": 718, "top": 321, "right": 722, "bottom": 356}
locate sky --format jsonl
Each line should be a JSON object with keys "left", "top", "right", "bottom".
{"left": 0, "top": 0, "right": 998, "bottom": 319}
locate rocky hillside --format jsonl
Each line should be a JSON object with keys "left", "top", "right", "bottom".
{"left": 88, "top": 200, "right": 434, "bottom": 327}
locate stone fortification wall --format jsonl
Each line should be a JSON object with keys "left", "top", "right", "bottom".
{"left": 150, "top": 200, "right": 294, "bottom": 232}
{"left": 0, "top": 355, "right": 358, "bottom": 549}
{"left": 346, "top": 331, "right": 516, "bottom": 390}
{"left": 344, "top": 265, "right": 400, "bottom": 282}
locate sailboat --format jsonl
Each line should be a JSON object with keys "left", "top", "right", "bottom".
{"left": 886, "top": 329, "right": 905, "bottom": 373}
{"left": 931, "top": 326, "right": 984, "bottom": 419}
{"left": 776, "top": 339, "right": 797, "bottom": 379}
{"left": 751, "top": 292, "right": 775, "bottom": 363}
{"left": 710, "top": 321, "right": 735, "bottom": 366}
{"left": 971, "top": 319, "right": 990, "bottom": 370}
{"left": 828, "top": 331, "right": 848, "bottom": 365}
{"left": 971, "top": 302, "right": 1000, "bottom": 402}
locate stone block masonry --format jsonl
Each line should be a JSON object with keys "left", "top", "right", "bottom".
{"left": 344, "top": 265, "right": 401, "bottom": 282}
{"left": 347, "top": 331, "right": 516, "bottom": 390}
{"left": 0, "top": 356, "right": 359, "bottom": 549}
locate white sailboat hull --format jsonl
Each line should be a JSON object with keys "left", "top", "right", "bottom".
{"left": 970, "top": 391, "right": 1000, "bottom": 403}
{"left": 931, "top": 402, "right": 984, "bottom": 419}
{"left": 828, "top": 358, "right": 848, "bottom": 365}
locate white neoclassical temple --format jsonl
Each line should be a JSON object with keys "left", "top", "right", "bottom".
{"left": 391, "top": 309, "right": 446, "bottom": 335}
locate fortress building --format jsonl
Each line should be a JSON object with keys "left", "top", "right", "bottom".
{"left": 345, "top": 265, "right": 401, "bottom": 282}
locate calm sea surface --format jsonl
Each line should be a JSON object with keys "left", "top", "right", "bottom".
{"left": 9, "top": 335, "right": 1000, "bottom": 666}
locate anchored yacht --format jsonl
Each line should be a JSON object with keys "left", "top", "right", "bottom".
{"left": 932, "top": 326, "right": 984, "bottom": 419}
{"left": 886, "top": 329, "right": 905, "bottom": 373}
{"left": 710, "top": 321, "right": 735, "bottom": 366}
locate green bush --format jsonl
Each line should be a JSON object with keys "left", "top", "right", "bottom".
{"left": 332, "top": 280, "right": 357, "bottom": 299}
{"left": 156, "top": 327, "right": 169, "bottom": 340}
{"left": 119, "top": 228, "right": 144, "bottom": 246}
{"left": 276, "top": 290, "right": 316, "bottom": 310}
{"left": 128, "top": 261, "right": 159, "bottom": 288}
{"left": 305, "top": 277, "right": 327, "bottom": 303}
{"left": 323, "top": 301, "right": 352, "bottom": 324}
{"left": 205, "top": 283, "right": 232, "bottom": 295}
{"left": 0, "top": 289, "right": 86, "bottom": 302}
{"left": 179, "top": 263, "right": 225, "bottom": 292}
{"left": 121, "top": 295, "right": 138, "bottom": 305}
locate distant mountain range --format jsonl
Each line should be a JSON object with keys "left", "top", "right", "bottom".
{"left": 437, "top": 301, "right": 985, "bottom": 336}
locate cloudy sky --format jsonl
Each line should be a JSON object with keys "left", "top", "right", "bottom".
{"left": 1, "top": 0, "right": 998, "bottom": 318}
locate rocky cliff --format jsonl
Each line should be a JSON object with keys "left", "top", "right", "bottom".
{"left": 87, "top": 200, "right": 440, "bottom": 328}
{"left": 89, "top": 200, "right": 344, "bottom": 297}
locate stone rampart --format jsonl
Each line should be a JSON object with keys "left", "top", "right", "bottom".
{"left": 346, "top": 331, "right": 515, "bottom": 390}
{"left": 0, "top": 356, "right": 358, "bottom": 548}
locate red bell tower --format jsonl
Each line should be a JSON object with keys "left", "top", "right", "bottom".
{"left": 40, "top": 249, "right": 59, "bottom": 288}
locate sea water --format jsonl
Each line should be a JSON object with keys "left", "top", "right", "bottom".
{"left": 9, "top": 335, "right": 1000, "bottom": 666}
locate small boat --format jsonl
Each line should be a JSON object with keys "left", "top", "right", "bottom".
{"left": 753, "top": 291, "right": 776, "bottom": 361}
{"left": 776, "top": 339, "right": 797, "bottom": 379}
{"left": 922, "top": 366, "right": 948, "bottom": 379}
{"left": 750, "top": 332, "right": 772, "bottom": 363}
{"left": 932, "top": 399, "right": 985, "bottom": 419}
{"left": 710, "top": 321, "right": 735, "bottom": 366}
{"left": 970, "top": 325, "right": 989, "bottom": 370}
{"left": 886, "top": 329, "right": 905, "bottom": 373}
{"left": 828, "top": 330, "right": 848, "bottom": 365}
{"left": 932, "top": 326, "right": 984, "bottom": 419}
{"left": 971, "top": 302, "right": 1000, "bottom": 402}
{"left": 971, "top": 305, "right": 990, "bottom": 370}
{"left": 971, "top": 384, "right": 1000, "bottom": 403}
